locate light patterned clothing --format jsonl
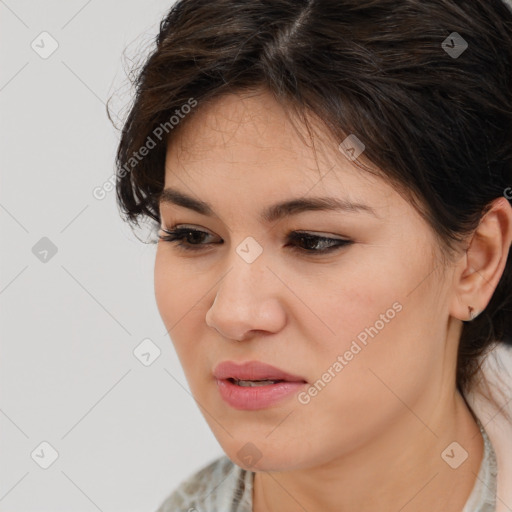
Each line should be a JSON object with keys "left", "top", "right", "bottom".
{"left": 156, "top": 420, "right": 497, "bottom": 512}
{"left": 462, "top": 420, "right": 498, "bottom": 512}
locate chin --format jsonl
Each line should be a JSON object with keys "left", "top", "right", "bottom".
{"left": 218, "top": 437, "right": 312, "bottom": 472}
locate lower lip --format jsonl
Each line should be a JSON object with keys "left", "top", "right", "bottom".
{"left": 216, "top": 379, "right": 307, "bottom": 410}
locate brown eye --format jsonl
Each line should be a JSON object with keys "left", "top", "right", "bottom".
{"left": 158, "top": 227, "right": 220, "bottom": 251}
{"left": 286, "top": 232, "right": 353, "bottom": 254}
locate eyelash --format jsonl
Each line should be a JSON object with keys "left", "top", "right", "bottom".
{"left": 157, "top": 226, "right": 352, "bottom": 255}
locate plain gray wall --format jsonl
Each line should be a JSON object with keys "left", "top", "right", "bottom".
{"left": 0, "top": 1, "right": 223, "bottom": 511}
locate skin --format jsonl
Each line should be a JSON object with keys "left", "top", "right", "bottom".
{"left": 154, "top": 87, "right": 512, "bottom": 512}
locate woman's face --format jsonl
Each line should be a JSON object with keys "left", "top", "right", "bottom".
{"left": 154, "top": 88, "right": 459, "bottom": 471}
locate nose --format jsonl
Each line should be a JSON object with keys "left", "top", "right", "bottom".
{"left": 205, "top": 251, "right": 287, "bottom": 342}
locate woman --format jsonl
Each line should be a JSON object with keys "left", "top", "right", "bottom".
{"left": 111, "top": 0, "right": 512, "bottom": 510}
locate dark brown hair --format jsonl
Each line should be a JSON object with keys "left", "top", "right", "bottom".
{"left": 110, "top": 0, "right": 512, "bottom": 399}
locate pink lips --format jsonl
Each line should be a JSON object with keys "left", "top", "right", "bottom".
{"left": 213, "top": 360, "right": 308, "bottom": 411}
{"left": 213, "top": 360, "right": 307, "bottom": 382}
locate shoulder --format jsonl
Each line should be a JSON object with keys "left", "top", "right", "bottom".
{"left": 155, "top": 455, "right": 253, "bottom": 512}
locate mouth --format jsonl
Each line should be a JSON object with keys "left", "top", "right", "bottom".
{"left": 225, "top": 377, "right": 289, "bottom": 387}
{"left": 213, "top": 360, "right": 308, "bottom": 410}
{"left": 213, "top": 360, "right": 308, "bottom": 384}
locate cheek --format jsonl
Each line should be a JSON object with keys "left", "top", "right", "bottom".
{"left": 290, "top": 257, "right": 405, "bottom": 356}
{"left": 154, "top": 250, "right": 206, "bottom": 362}
{"left": 312, "top": 239, "right": 437, "bottom": 350}
{"left": 296, "top": 248, "right": 440, "bottom": 408}
{"left": 154, "top": 251, "right": 182, "bottom": 325}
{"left": 154, "top": 248, "right": 210, "bottom": 319}
{"left": 290, "top": 299, "right": 439, "bottom": 463}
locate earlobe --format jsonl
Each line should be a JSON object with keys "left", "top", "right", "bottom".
{"left": 467, "top": 305, "right": 479, "bottom": 322}
{"left": 449, "top": 197, "right": 512, "bottom": 322}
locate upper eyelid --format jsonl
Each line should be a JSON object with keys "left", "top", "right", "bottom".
{"left": 161, "top": 225, "right": 219, "bottom": 238}
{"left": 161, "top": 225, "right": 348, "bottom": 240}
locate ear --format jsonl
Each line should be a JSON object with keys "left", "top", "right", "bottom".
{"left": 450, "top": 197, "right": 512, "bottom": 322}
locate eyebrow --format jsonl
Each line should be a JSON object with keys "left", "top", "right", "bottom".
{"left": 158, "top": 187, "right": 379, "bottom": 223}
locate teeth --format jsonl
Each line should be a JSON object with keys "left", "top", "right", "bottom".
{"left": 234, "top": 379, "right": 281, "bottom": 387}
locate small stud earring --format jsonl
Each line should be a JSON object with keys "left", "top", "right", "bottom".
{"left": 468, "top": 305, "right": 479, "bottom": 321}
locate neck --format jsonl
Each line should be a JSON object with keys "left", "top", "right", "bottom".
{"left": 253, "top": 391, "right": 484, "bottom": 512}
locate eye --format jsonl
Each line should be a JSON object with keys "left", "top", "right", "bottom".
{"left": 157, "top": 226, "right": 352, "bottom": 254}
{"left": 157, "top": 226, "right": 220, "bottom": 251}
{"left": 285, "top": 231, "right": 352, "bottom": 254}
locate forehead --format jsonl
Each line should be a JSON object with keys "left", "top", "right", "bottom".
{"left": 163, "top": 89, "right": 398, "bottom": 218}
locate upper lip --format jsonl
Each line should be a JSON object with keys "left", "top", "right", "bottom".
{"left": 213, "top": 360, "right": 307, "bottom": 382}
